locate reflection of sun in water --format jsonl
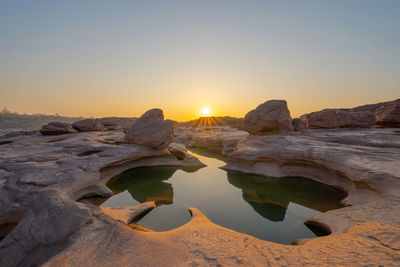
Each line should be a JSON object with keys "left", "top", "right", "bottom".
{"left": 201, "top": 106, "right": 211, "bottom": 117}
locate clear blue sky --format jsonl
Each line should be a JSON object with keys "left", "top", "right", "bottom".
{"left": 1, "top": 0, "right": 399, "bottom": 120}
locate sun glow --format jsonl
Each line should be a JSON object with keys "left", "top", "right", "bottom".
{"left": 201, "top": 106, "right": 211, "bottom": 117}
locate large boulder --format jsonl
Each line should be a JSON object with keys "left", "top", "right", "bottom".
{"left": 125, "top": 108, "right": 173, "bottom": 149}
{"left": 374, "top": 102, "right": 400, "bottom": 127}
{"left": 40, "top": 122, "right": 78, "bottom": 135}
{"left": 301, "top": 109, "right": 376, "bottom": 129}
{"left": 292, "top": 118, "right": 307, "bottom": 132}
{"left": 244, "top": 100, "right": 293, "bottom": 133}
{"left": 72, "top": 119, "right": 105, "bottom": 132}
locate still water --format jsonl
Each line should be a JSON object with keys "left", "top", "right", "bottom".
{"left": 98, "top": 150, "right": 345, "bottom": 244}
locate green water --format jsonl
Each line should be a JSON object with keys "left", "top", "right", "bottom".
{"left": 98, "top": 151, "right": 346, "bottom": 244}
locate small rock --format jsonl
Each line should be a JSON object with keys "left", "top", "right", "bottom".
{"left": 168, "top": 143, "right": 187, "bottom": 160}
{"left": 125, "top": 109, "right": 174, "bottom": 149}
{"left": 244, "top": 100, "right": 293, "bottom": 133}
{"left": 292, "top": 118, "right": 307, "bottom": 131}
{"left": 72, "top": 119, "right": 105, "bottom": 132}
{"left": 40, "top": 122, "right": 78, "bottom": 135}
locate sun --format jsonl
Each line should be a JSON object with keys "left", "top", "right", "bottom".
{"left": 201, "top": 106, "right": 211, "bottom": 117}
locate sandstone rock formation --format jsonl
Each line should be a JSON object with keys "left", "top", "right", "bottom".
{"left": 244, "top": 100, "right": 293, "bottom": 133}
{"left": 168, "top": 143, "right": 187, "bottom": 160}
{"left": 72, "top": 119, "right": 105, "bottom": 132}
{"left": 375, "top": 101, "right": 400, "bottom": 127}
{"left": 125, "top": 109, "right": 174, "bottom": 149}
{"left": 40, "top": 122, "right": 78, "bottom": 135}
{"left": 292, "top": 118, "right": 306, "bottom": 131}
{"left": 301, "top": 109, "right": 376, "bottom": 129}
{"left": 0, "top": 125, "right": 400, "bottom": 266}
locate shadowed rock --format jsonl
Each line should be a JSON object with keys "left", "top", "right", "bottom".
{"left": 292, "top": 118, "right": 307, "bottom": 131}
{"left": 375, "top": 102, "right": 400, "bottom": 127}
{"left": 40, "top": 122, "right": 78, "bottom": 135}
{"left": 244, "top": 100, "right": 293, "bottom": 133}
{"left": 125, "top": 109, "right": 173, "bottom": 149}
{"left": 301, "top": 109, "right": 375, "bottom": 129}
{"left": 72, "top": 119, "right": 105, "bottom": 132}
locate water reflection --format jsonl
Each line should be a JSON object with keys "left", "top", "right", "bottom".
{"left": 227, "top": 172, "right": 346, "bottom": 222}
{"left": 88, "top": 153, "right": 346, "bottom": 244}
{"left": 106, "top": 167, "right": 177, "bottom": 206}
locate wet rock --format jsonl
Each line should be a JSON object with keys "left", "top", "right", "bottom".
{"left": 40, "top": 122, "right": 78, "bottom": 135}
{"left": 125, "top": 109, "right": 173, "bottom": 149}
{"left": 244, "top": 100, "right": 293, "bottom": 133}
{"left": 168, "top": 143, "right": 187, "bottom": 160}
{"left": 301, "top": 109, "right": 375, "bottom": 129}
{"left": 72, "top": 119, "right": 105, "bottom": 132}
{"left": 292, "top": 118, "right": 307, "bottom": 131}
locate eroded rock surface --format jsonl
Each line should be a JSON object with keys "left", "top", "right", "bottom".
{"left": 0, "top": 127, "right": 399, "bottom": 266}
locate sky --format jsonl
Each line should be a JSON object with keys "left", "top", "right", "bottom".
{"left": 0, "top": 0, "right": 399, "bottom": 121}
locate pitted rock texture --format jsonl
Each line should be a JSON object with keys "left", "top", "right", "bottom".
{"left": 0, "top": 128, "right": 399, "bottom": 266}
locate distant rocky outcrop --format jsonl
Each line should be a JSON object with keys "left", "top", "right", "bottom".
{"left": 125, "top": 108, "right": 173, "bottom": 149}
{"left": 180, "top": 116, "right": 244, "bottom": 129}
{"left": 40, "top": 122, "right": 78, "bottom": 135}
{"left": 301, "top": 98, "right": 400, "bottom": 129}
{"left": 292, "top": 118, "right": 307, "bottom": 131}
{"left": 374, "top": 101, "right": 400, "bottom": 127}
{"left": 98, "top": 117, "right": 138, "bottom": 131}
{"left": 244, "top": 100, "right": 293, "bottom": 133}
{"left": 72, "top": 119, "right": 105, "bottom": 132}
{"left": 301, "top": 109, "right": 376, "bottom": 129}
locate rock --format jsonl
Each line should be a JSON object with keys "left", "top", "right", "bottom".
{"left": 375, "top": 102, "right": 400, "bottom": 127}
{"left": 39, "top": 122, "right": 78, "bottom": 135}
{"left": 100, "top": 202, "right": 155, "bottom": 224}
{"left": 351, "top": 98, "right": 400, "bottom": 113}
{"left": 125, "top": 109, "right": 174, "bottom": 149}
{"left": 98, "top": 117, "right": 138, "bottom": 131}
{"left": 244, "top": 100, "right": 293, "bottom": 133}
{"left": 1, "top": 125, "right": 400, "bottom": 266}
{"left": 292, "top": 118, "right": 307, "bottom": 131}
{"left": 72, "top": 119, "right": 105, "bottom": 132}
{"left": 168, "top": 143, "right": 187, "bottom": 160}
{"left": 301, "top": 109, "right": 375, "bottom": 129}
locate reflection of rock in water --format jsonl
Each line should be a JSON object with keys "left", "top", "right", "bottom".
{"left": 106, "top": 167, "right": 177, "bottom": 205}
{"left": 227, "top": 171, "right": 346, "bottom": 222}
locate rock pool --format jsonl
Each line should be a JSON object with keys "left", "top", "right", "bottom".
{"left": 96, "top": 150, "right": 346, "bottom": 244}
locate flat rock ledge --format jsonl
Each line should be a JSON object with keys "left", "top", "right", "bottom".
{"left": 0, "top": 128, "right": 399, "bottom": 266}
